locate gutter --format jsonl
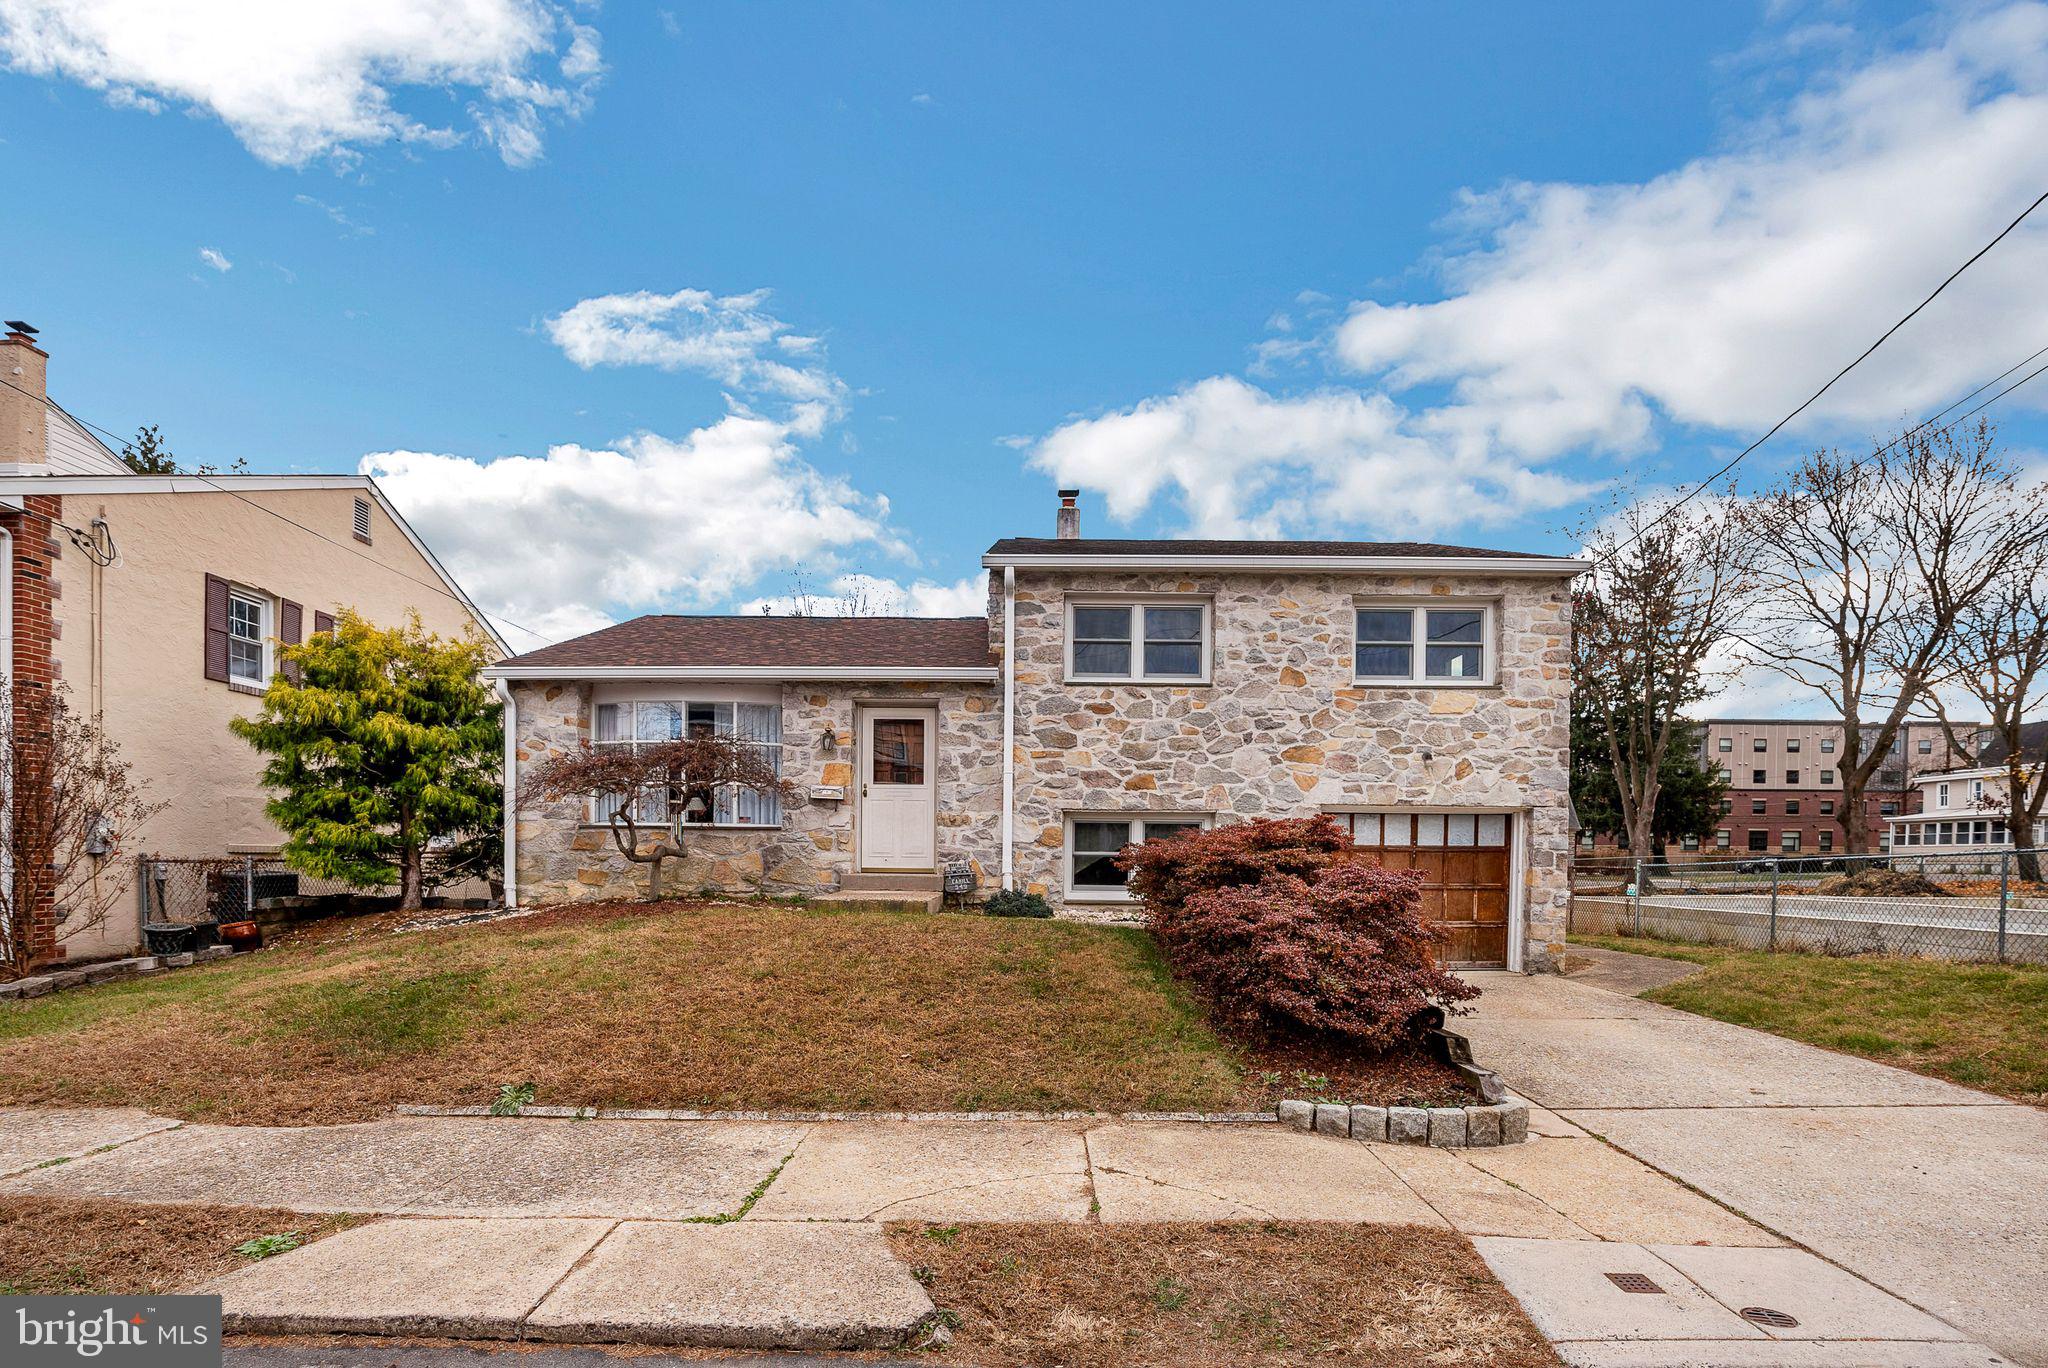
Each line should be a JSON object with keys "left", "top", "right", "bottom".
{"left": 495, "top": 679, "right": 518, "bottom": 910}
{"left": 480, "top": 665, "right": 999, "bottom": 682}
{"left": 1002, "top": 565, "right": 1015, "bottom": 890}
{"left": 979, "top": 552, "right": 1591, "bottom": 576}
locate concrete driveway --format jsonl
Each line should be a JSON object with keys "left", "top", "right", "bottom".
{"left": 1460, "top": 967, "right": 2048, "bottom": 1366}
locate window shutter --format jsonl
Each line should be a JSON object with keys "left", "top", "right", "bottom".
{"left": 203, "top": 574, "right": 230, "bottom": 681}
{"left": 280, "top": 600, "right": 304, "bottom": 683}
{"left": 313, "top": 610, "right": 335, "bottom": 636}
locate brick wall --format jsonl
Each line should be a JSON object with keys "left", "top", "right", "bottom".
{"left": 3, "top": 493, "right": 63, "bottom": 964}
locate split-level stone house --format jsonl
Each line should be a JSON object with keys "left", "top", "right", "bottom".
{"left": 489, "top": 493, "right": 1585, "bottom": 970}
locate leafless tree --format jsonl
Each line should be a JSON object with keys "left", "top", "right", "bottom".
{"left": 1574, "top": 490, "right": 1759, "bottom": 866}
{"left": 529, "top": 733, "right": 795, "bottom": 899}
{"left": 1930, "top": 546, "right": 2048, "bottom": 881}
{"left": 769, "top": 568, "right": 895, "bottom": 617}
{"left": 1, "top": 686, "right": 165, "bottom": 979}
{"left": 1740, "top": 421, "right": 2048, "bottom": 853}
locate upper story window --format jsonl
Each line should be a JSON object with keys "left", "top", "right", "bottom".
{"left": 1717, "top": 736, "right": 1733, "bottom": 752}
{"left": 1751, "top": 769, "right": 1766, "bottom": 785}
{"left": 1936, "top": 782, "right": 1951, "bottom": 808}
{"left": 1918, "top": 738, "right": 1933, "bottom": 754}
{"left": 591, "top": 698, "right": 783, "bottom": 826}
{"left": 1786, "top": 738, "right": 1801, "bottom": 752}
{"left": 1354, "top": 603, "right": 1492, "bottom": 686}
{"left": 1786, "top": 770, "right": 1799, "bottom": 785}
{"left": 352, "top": 496, "right": 373, "bottom": 544}
{"left": 1820, "top": 769, "right": 1834, "bottom": 785}
{"left": 227, "top": 590, "right": 269, "bottom": 686}
{"left": 1971, "top": 779, "right": 1985, "bottom": 802}
{"left": 1067, "top": 601, "right": 1209, "bottom": 683}
{"left": 1752, "top": 737, "right": 1767, "bottom": 752}
{"left": 1821, "top": 738, "right": 1836, "bottom": 753}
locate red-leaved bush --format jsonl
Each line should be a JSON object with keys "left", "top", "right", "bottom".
{"left": 1120, "top": 816, "right": 1478, "bottom": 1046}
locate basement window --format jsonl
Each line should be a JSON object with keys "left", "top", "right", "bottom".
{"left": 1066, "top": 814, "right": 1210, "bottom": 900}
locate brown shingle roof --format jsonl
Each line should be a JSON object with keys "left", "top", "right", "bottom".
{"left": 495, "top": 615, "right": 993, "bottom": 672}
{"left": 984, "top": 537, "right": 1570, "bottom": 559}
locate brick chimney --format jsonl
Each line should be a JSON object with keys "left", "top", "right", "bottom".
{"left": 1, "top": 320, "right": 47, "bottom": 469}
{"left": 1056, "top": 487, "right": 1080, "bottom": 540}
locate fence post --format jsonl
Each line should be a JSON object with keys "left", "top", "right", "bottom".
{"left": 1631, "top": 858, "right": 1643, "bottom": 936}
{"left": 1998, "top": 849, "right": 2011, "bottom": 965}
{"left": 242, "top": 853, "right": 255, "bottom": 916}
{"left": 1768, "top": 858, "right": 1780, "bottom": 952}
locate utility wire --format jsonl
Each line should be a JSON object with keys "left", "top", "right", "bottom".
{"left": 1605, "top": 186, "right": 2048, "bottom": 559}
{"left": 0, "top": 373, "right": 555, "bottom": 649}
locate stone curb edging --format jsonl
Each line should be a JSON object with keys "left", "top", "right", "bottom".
{"left": 1277, "top": 1096, "right": 1530, "bottom": 1147}
{"left": 0, "top": 946, "right": 235, "bottom": 1001}
{"left": 396, "top": 1104, "right": 1279, "bottom": 1124}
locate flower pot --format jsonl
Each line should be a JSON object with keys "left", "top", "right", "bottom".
{"left": 142, "top": 922, "right": 196, "bottom": 955}
{"left": 216, "top": 920, "right": 261, "bottom": 951}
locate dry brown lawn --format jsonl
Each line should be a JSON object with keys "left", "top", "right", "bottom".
{"left": 0, "top": 900, "right": 1460, "bottom": 1124}
{"left": 890, "top": 1221, "right": 1558, "bottom": 1367}
{"left": 0, "top": 1195, "right": 365, "bottom": 1295}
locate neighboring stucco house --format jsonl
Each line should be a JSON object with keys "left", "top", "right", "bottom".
{"left": 490, "top": 491, "right": 1585, "bottom": 970}
{"left": 0, "top": 321, "right": 504, "bottom": 965}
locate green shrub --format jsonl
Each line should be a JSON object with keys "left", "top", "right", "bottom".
{"left": 984, "top": 889, "right": 1053, "bottom": 918}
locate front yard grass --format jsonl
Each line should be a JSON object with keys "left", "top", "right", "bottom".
{"left": 0, "top": 900, "right": 1460, "bottom": 1124}
{"left": 891, "top": 1220, "right": 1559, "bottom": 1367}
{"left": 1576, "top": 934, "right": 2048, "bottom": 1104}
{"left": 0, "top": 1195, "right": 365, "bottom": 1295}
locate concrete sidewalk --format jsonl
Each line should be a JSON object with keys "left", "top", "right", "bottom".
{"left": 1461, "top": 964, "right": 2048, "bottom": 1367}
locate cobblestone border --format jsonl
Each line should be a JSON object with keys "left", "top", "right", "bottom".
{"left": 1277, "top": 1096, "right": 1529, "bottom": 1147}
{"left": 0, "top": 946, "right": 236, "bottom": 1001}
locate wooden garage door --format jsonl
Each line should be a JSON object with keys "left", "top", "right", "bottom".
{"left": 1335, "top": 811, "right": 1511, "bottom": 967}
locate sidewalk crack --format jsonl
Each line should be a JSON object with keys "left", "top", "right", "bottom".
{"left": 1088, "top": 1163, "right": 1279, "bottom": 1220}
{"left": 515, "top": 1218, "right": 619, "bottom": 1340}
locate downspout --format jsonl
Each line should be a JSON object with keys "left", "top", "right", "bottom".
{"left": 496, "top": 679, "right": 518, "bottom": 909}
{"left": 1001, "top": 564, "right": 1015, "bottom": 890}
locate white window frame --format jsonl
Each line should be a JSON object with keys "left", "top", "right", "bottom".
{"left": 225, "top": 587, "right": 272, "bottom": 687}
{"left": 1063, "top": 598, "right": 1211, "bottom": 685}
{"left": 1937, "top": 782, "right": 1950, "bottom": 809}
{"left": 1064, "top": 812, "right": 1213, "bottom": 901}
{"left": 589, "top": 696, "right": 784, "bottom": 830}
{"left": 1352, "top": 599, "right": 1496, "bottom": 687}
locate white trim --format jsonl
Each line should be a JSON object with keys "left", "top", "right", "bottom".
{"left": 1508, "top": 814, "right": 1527, "bottom": 973}
{"left": 225, "top": 585, "right": 272, "bottom": 686}
{"left": 1352, "top": 598, "right": 1498, "bottom": 688}
{"left": 1063, "top": 811, "right": 1214, "bottom": 903}
{"left": 1063, "top": 597, "right": 1212, "bottom": 685}
{"left": 1002, "top": 566, "right": 1016, "bottom": 890}
{"left": 0, "top": 473, "right": 511, "bottom": 655}
{"left": 983, "top": 551, "right": 1588, "bottom": 574}
{"left": 483, "top": 664, "right": 998, "bottom": 682}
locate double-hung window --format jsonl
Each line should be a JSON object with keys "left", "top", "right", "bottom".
{"left": 591, "top": 698, "right": 784, "bottom": 827}
{"left": 1066, "top": 814, "right": 1209, "bottom": 898}
{"left": 226, "top": 590, "right": 269, "bottom": 686}
{"left": 1067, "top": 602, "right": 1208, "bottom": 682}
{"left": 1354, "top": 603, "right": 1491, "bottom": 684}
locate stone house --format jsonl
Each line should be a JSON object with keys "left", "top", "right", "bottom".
{"left": 487, "top": 493, "right": 1585, "bottom": 970}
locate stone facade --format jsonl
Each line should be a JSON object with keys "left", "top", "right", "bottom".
{"left": 509, "top": 565, "right": 1573, "bottom": 969}
{"left": 512, "top": 679, "right": 1003, "bottom": 903}
{"left": 998, "top": 569, "right": 1573, "bottom": 967}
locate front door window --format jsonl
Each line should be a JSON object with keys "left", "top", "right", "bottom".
{"left": 872, "top": 718, "right": 926, "bottom": 785}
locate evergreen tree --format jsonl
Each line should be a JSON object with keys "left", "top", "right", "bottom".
{"left": 1572, "top": 701, "right": 1725, "bottom": 857}
{"left": 231, "top": 610, "right": 501, "bottom": 908}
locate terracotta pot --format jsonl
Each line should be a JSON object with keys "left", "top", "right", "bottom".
{"left": 216, "top": 919, "right": 262, "bottom": 950}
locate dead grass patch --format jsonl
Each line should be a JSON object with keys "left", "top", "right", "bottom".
{"left": 0, "top": 1195, "right": 366, "bottom": 1295}
{"left": 889, "top": 1220, "right": 1558, "bottom": 1367}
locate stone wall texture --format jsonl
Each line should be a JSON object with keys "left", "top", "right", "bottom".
{"left": 510, "top": 567, "right": 1573, "bottom": 968}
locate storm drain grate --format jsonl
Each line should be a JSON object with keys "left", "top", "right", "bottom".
{"left": 1604, "top": 1272, "right": 1664, "bottom": 1294}
{"left": 1740, "top": 1306, "right": 1800, "bottom": 1328}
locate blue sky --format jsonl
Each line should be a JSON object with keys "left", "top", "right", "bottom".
{"left": 4, "top": 1, "right": 2047, "bottom": 654}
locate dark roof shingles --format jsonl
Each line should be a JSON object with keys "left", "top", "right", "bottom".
{"left": 497, "top": 615, "right": 993, "bottom": 672}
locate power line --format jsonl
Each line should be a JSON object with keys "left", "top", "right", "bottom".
{"left": 0, "top": 373, "right": 555, "bottom": 649}
{"left": 1607, "top": 186, "right": 2048, "bottom": 557}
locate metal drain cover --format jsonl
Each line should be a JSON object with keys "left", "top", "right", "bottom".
{"left": 1741, "top": 1306, "right": 1800, "bottom": 1328}
{"left": 1605, "top": 1272, "right": 1664, "bottom": 1294}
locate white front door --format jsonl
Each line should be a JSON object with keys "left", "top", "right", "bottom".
{"left": 858, "top": 707, "right": 937, "bottom": 871}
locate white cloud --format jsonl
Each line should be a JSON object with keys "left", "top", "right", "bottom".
{"left": 294, "top": 195, "right": 375, "bottom": 238}
{"left": 197, "top": 246, "right": 231, "bottom": 273}
{"left": 1333, "top": 2, "right": 2048, "bottom": 463}
{"left": 365, "top": 410, "right": 904, "bottom": 644}
{"left": 1031, "top": 375, "right": 1596, "bottom": 537}
{"left": 739, "top": 573, "right": 987, "bottom": 618}
{"left": 545, "top": 289, "right": 845, "bottom": 409}
{"left": 0, "top": 0, "right": 603, "bottom": 167}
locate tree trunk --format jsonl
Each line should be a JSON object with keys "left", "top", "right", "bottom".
{"left": 398, "top": 845, "right": 425, "bottom": 911}
{"left": 646, "top": 854, "right": 664, "bottom": 900}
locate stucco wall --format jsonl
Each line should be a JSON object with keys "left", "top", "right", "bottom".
{"left": 1002, "top": 568, "right": 1574, "bottom": 967}
{"left": 511, "top": 679, "right": 1003, "bottom": 904}
{"left": 49, "top": 487, "right": 489, "bottom": 958}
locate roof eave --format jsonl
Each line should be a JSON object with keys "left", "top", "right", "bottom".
{"left": 979, "top": 551, "right": 1591, "bottom": 575}
{"left": 482, "top": 664, "right": 999, "bottom": 682}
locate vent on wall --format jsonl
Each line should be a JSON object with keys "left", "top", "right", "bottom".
{"left": 352, "top": 497, "right": 372, "bottom": 543}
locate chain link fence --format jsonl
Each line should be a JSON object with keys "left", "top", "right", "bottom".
{"left": 137, "top": 853, "right": 496, "bottom": 950}
{"left": 1572, "top": 848, "right": 2048, "bottom": 965}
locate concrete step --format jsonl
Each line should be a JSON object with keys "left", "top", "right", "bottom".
{"left": 812, "top": 890, "right": 944, "bottom": 914}
{"left": 836, "top": 872, "right": 943, "bottom": 893}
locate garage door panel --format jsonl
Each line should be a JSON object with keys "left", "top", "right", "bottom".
{"left": 1335, "top": 811, "right": 1513, "bottom": 968}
